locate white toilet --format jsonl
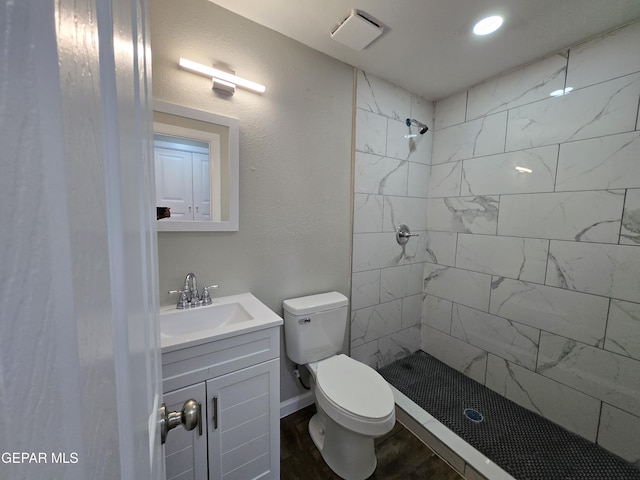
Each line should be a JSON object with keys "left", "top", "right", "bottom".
{"left": 283, "top": 292, "right": 396, "bottom": 480}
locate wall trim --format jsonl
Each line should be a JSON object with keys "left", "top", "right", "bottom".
{"left": 280, "top": 391, "right": 314, "bottom": 418}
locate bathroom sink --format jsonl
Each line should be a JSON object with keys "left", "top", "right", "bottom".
{"left": 159, "top": 292, "right": 283, "bottom": 352}
{"left": 160, "top": 302, "right": 253, "bottom": 337}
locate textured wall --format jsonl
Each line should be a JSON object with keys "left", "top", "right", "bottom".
{"left": 423, "top": 21, "right": 640, "bottom": 464}
{"left": 150, "top": 0, "right": 353, "bottom": 404}
{"left": 350, "top": 71, "right": 433, "bottom": 368}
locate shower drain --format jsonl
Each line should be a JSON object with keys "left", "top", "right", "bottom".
{"left": 463, "top": 408, "right": 484, "bottom": 423}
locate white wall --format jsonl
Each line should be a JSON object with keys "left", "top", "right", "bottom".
{"left": 150, "top": 0, "right": 354, "bottom": 403}
{"left": 423, "top": 21, "right": 640, "bottom": 465}
{"left": 350, "top": 71, "right": 433, "bottom": 368}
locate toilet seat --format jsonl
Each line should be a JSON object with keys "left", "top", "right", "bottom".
{"left": 311, "top": 355, "right": 395, "bottom": 436}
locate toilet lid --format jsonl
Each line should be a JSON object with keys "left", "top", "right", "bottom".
{"left": 316, "top": 355, "right": 394, "bottom": 419}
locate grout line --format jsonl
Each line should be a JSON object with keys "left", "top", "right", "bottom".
{"left": 618, "top": 189, "right": 628, "bottom": 244}
{"left": 464, "top": 89, "right": 469, "bottom": 123}
{"left": 553, "top": 142, "right": 561, "bottom": 193}
{"left": 564, "top": 49, "right": 570, "bottom": 90}
{"left": 601, "top": 298, "right": 612, "bottom": 350}
{"left": 595, "top": 400, "right": 605, "bottom": 444}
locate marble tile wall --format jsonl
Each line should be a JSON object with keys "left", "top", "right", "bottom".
{"left": 351, "top": 71, "right": 433, "bottom": 369}
{"left": 422, "top": 21, "right": 640, "bottom": 465}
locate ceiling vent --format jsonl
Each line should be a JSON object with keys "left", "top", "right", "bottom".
{"left": 330, "top": 9, "right": 384, "bottom": 51}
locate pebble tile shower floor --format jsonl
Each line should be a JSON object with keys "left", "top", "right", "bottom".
{"left": 378, "top": 351, "right": 640, "bottom": 480}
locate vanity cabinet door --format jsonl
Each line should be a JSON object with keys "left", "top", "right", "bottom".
{"left": 163, "top": 383, "right": 208, "bottom": 480}
{"left": 206, "top": 359, "right": 280, "bottom": 480}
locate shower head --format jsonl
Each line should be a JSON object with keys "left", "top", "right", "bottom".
{"left": 405, "top": 118, "right": 429, "bottom": 135}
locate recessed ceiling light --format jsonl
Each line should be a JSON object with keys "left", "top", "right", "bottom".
{"left": 473, "top": 15, "right": 504, "bottom": 36}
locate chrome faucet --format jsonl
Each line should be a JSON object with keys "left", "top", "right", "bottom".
{"left": 168, "top": 272, "right": 219, "bottom": 309}
{"left": 183, "top": 272, "right": 199, "bottom": 305}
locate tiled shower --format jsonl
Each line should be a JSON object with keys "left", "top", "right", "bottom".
{"left": 352, "top": 20, "right": 640, "bottom": 466}
{"left": 351, "top": 71, "right": 433, "bottom": 367}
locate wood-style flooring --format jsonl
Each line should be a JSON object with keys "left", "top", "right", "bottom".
{"left": 280, "top": 404, "right": 464, "bottom": 480}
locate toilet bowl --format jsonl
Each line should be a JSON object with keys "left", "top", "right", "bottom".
{"left": 307, "top": 354, "right": 395, "bottom": 480}
{"left": 283, "top": 292, "right": 396, "bottom": 480}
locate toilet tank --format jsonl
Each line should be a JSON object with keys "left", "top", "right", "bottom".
{"left": 283, "top": 292, "right": 348, "bottom": 365}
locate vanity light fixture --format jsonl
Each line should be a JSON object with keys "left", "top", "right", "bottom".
{"left": 473, "top": 15, "right": 504, "bottom": 36}
{"left": 179, "top": 58, "right": 266, "bottom": 94}
{"left": 515, "top": 166, "right": 533, "bottom": 174}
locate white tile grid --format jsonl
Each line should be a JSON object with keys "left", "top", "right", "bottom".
{"left": 423, "top": 264, "right": 492, "bottom": 312}
{"left": 555, "top": 132, "right": 640, "bottom": 192}
{"left": 621, "top": 188, "right": 640, "bottom": 245}
{"left": 351, "top": 299, "right": 403, "bottom": 348}
{"left": 488, "top": 277, "right": 608, "bottom": 346}
{"left": 359, "top": 24, "right": 640, "bottom": 461}
{"left": 461, "top": 145, "right": 558, "bottom": 197}
{"left": 408, "top": 162, "right": 430, "bottom": 198}
{"left": 434, "top": 90, "right": 467, "bottom": 130}
{"left": 425, "top": 231, "right": 457, "bottom": 266}
{"left": 356, "top": 70, "right": 412, "bottom": 121}
{"left": 351, "top": 269, "right": 381, "bottom": 310}
{"left": 419, "top": 21, "right": 640, "bottom": 464}
{"left": 432, "top": 111, "right": 507, "bottom": 165}
{"left": 422, "top": 294, "right": 453, "bottom": 334}
{"left": 350, "top": 336, "right": 381, "bottom": 369}
{"left": 537, "top": 332, "right": 640, "bottom": 418}
{"left": 410, "top": 92, "right": 435, "bottom": 166}
{"left": 546, "top": 240, "right": 640, "bottom": 303}
{"left": 354, "top": 152, "right": 408, "bottom": 196}
{"left": 455, "top": 234, "right": 549, "bottom": 284}
{"left": 353, "top": 230, "right": 428, "bottom": 271}
{"left": 428, "top": 161, "right": 462, "bottom": 198}
{"left": 597, "top": 403, "right": 640, "bottom": 467}
{"left": 353, "top": 193, "right": 383, "bottom": 234}
{"left": 352, "top": 70, "right": 431, "bottom": 369}
{"left": 380, "top": 263, "right": 424, "bottom": 303}
{"left": 426, "top": 196, "right": 499, "bottom": 234}
{"left": 566, "top": 21, "right": 640, "bottom": 91}
{"left": 421, "top": 325, "right": 488, "bottom": 384}
{"left": 505, "top": 73, "right": 640, "bottom": 152}
{"left": 379, "top": 324, "right": 422, "bottom": 364}
{"left": 355, "top": 108, "right": 387, "bottom": 156}
{"left": 451, "top": 304, "right": 540, "bottom": 371}
{"left": 604, "top": 299, "right": 640, "bottom": 361}
{"left": 485, "top": 354, "right": 601, "bottom": 441}
{"left": 466, "top": 52, "right": 567, "bottom": 121}
{"left": 497, "top": 190, "right": 625, "bottom": 244}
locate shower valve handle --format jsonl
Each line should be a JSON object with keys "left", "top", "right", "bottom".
{"left": 396, "top": 224, "right": 419, "bottom": 245}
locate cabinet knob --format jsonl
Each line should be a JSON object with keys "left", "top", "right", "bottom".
{"left": 160, "top": 399, "right": 200, "bottom": 444}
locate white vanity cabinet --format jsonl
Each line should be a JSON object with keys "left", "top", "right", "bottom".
{"left": 164, "top": 383, "right": 208, "bottom": 480}
{"left": 162, "top": 326, "right": 280, "bottom": 480}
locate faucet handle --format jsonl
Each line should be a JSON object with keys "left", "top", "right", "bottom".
{"left": 201, "top": 285, "right": 219, "bottom": 305}
{"left": 168, "top": 289, "right": 189, "bottom": 309}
